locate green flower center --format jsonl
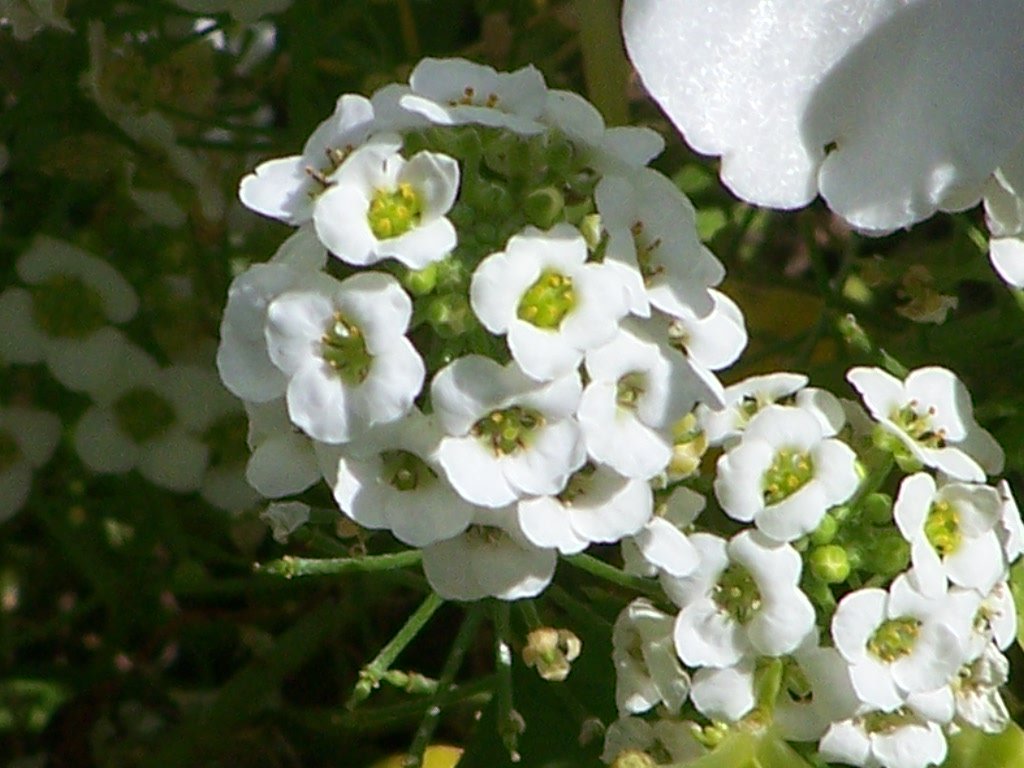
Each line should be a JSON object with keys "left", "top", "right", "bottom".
{"left": 924, "top": 499, "right": 962, "bottom": 557}
{"left": 616, "top": 372, "right": 647, "bottom": 410}
{"left": 114, "top": 388, "right": 176, "bottom": 443}
{"left": 862, "top": 708, "right": 916, "bottom": 734}
{"left": 762, "top": 449, "right": 814, "bottom": 505}
{"left": 0, "top": 429, "right": 22, "bottom": 473}
{"left": 558, "top": 464, "right": 597, "bottom": 504}
{"left": 891, "top": 402, "right": 946, "bottom": 448}
{"left": 380, "top": 449, "right": 436, "bottom": 492}
{"left": 30, "top": 274, "right": 108, "bottom": 339}
{"left": 368, "top": 182, "right": 423, "bottom": 240}
{"left": 471, "top": 406, "right": 544, "bottom": 456}
{"left": 517, "top": 270, "right": 575, "bottom": 329}
{"left": 202, "top": 412, "right": 249, "bottom": 467}
{"left": 867, "top": 617, "right": 921, "bottom": 662}
{"left": 466, "top": 523, "right": 507, "bottom": 545}
{"left": 320, "top": 312, "right": 372, "bottom": 385}
{"left": 713, "top": 563, "right": 762, "bottom": 624}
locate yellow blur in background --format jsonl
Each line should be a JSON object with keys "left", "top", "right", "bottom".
{"left": 370, "top": 745, "right": 463, "bottom": 768}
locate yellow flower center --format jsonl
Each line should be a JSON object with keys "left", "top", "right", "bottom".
{"left": 368, "top": 182, "right": 423, "bottom": 240}
{"left": 517, "top": 270, "right": 575, "bottom": 329}
{"left": 868, "top": 617, "right": 921, "bottom": 662}
{"left": 471, "top": 406, "right": 544, "bottom": 456}
{"left": 320, "top": 312, "right": 372, "bottom": 385}
{"left": 762, "top": 449, "right": 814, "bottom": 505}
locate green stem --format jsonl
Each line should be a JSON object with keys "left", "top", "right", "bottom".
{"left": 517, "top": 600, "right": 543, "bottom": 630}
{"left": 574, "top": 0, "right": 630, "bottom": 126}
{"left": 347, "top": 592, "right": 445, "bottom": 709}
{"left": 563, "top": 553, "right": 662, "bottom": 597}
{"left": 257, "top": 550, "right": 422, "bottom": 579}
{"left": 491, "top": 602, "right": 523, "bottom": 763}
{"left": 404, "top": 604, "right": 485, "bottom": 766}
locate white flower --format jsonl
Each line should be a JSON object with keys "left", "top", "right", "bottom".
{"left": 0, "top": 236, "right": 138, "bottom": 393}
{"left": 689, "top": 660, "right": 757, "bottom": 722}
{"left": 612, "top": 599, "right": 690, "bottom": 715}
{"left": 699, "top": 372, "right": 844, "bottom": 447}
{"left": 430, "top": 355, "right": 585, "bottom": 508}
{"left": 0, "top": 405, "right": 61, "bottom": 522}
{"left": 595, "top": 170, "right": 724, "bottom": 319}
{"left": 848, "top": 366, "right": 1003, "bottom": 482}
{"left": 659, "top": 289, "right": 747, "bottom": 375}
{"left": 313, "top": 139, "right": 460, "bottom": 269}
{"left": 996, "top": 479, "right": 1024, "bottom": 564}
{"left": 260, "top": 501, "right": 311, "bottom": 544}
{"left": 577, "top": 325, "right": 699, "bottom": 479}
{"left": 623, "top": 486, "right": 703, "bottom": 579}
{"left": 239, "top": 95, "right": 375, "bottom": 225}
{"left": 400, "top": 58, "right": 548, "bottom": 135}
{"left": 893, "top": 473, "right": 1005, "bottom": 598}
{"left": 775, "top": 646, "right": 860, "bottom": 742}
{"left": 952, "top": 642, "right": 1011, "bottom": 734}
{"left": 983, "top": 147, "right": 1024, "bottom": 287}
{"left": 831, "top": 575, "right": 968, "bottom": 712}
{"left": 665, "top": 530, "right": 815, "bottom": 669}
{"left": 74, "top": 348, "right": 224, "bottom": 493}
{"left": 516, "top": 464, "right": 652, "bottom": 554}
{"left": 421, "top": 507, "right": 556, "bottom": 601}
{"left": 243, "top": 398, "right": 325, "bottom": 498}
{"left": 217, "top": 227, "right": 327, "bottom": 403}
{"left": 622, "top": 0, "right": 1024, "bottom": 234}
{"left": 601, "top": 716, "right": 705, "bottom": 766}
{"left": 542, "top": 89, "right": 664, "bottom": 174}
{"left": 714, "top": 405, "right": 859, "bottom": 542}
{"left": 264, "top": 271, "right": 424, "bottom": 444}
{"left": 470, "top": 224, "right": 628, "bottom": 382}
{"left": 820, "top": 709, "right": 947, "bottom": 768}
{"left": 332, "top": 410, "right": 475, "bottom": 547}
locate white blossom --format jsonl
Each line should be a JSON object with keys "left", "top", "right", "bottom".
{"left": 471, "top": 224, "right": 628, "bottom": 382}
{"left": 313, "top": 139, "right": 460, "bottom": 269}
{"left": 623, "top": 486, "right": 703, "bottom": 579}
{"left": 820, "top": 709, "right": 947, "bottom": 768}
{"left": 431, "top": 355, "right": 584, "bottom": 508}
{"left": 622, "top": 0, "right": 1024, "bottom": 234}
{"left": 612, "top": 599, "right": 690, "bottom": 715}
{"left": 0, "top": 405, "right": 61, "bottom": 522}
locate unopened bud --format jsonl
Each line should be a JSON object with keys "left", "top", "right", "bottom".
{"left": 522, "top": 627, "right": 581, "bottom": 682}
{"left": 809, "top": 513, "right": 838, "bottom": 545}
{"left": 580, "top": 214, "right": 602, "bottom": 251}
{"left": 837, "top": 313, "right": 872, "bottom": 354}
{"left": 809, "top": 545, "right": 850, "bottom": 584}
{"left": 862, "top": 492, "right": 893, "bottom": 525}
{"left": 402, "top": 263, "right": 438, "bottom": 296}
{"left": 524, "top": 187, "right": 565, "bottom": 229}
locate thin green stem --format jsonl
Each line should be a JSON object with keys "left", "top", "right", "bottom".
{"left": 257, "top": 550, "right": 422, "bottom": 579}
{"left": 404, "top": 604, "right": 485, "bottom": 766}
{"left": 490, "top": 602, "right": 524, "bottom": 763}
{"left": 574, "top": 0, "right": 630, "bottom": 126}
{"left": 563, "top": 553, "right": 662, "bottom": 597}
{"left": 347, "top": 592, "right": 445, "bottom": 709}
{"left": 517, "top": 600, "right": 543, "bottom": 630}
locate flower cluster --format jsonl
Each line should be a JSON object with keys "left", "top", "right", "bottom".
{"left": 222, "top": 57, "right": 745, "bottom": 600}
{"left": 605, "top": 366, "right": 1021, "bottom": 768}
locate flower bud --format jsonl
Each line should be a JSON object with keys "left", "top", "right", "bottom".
{"left": 809, "top": 545, "right": 850, "bottom": 583}
{"left": 862, "top": 492, "right": 893, "bottom": 525}
{"left": 524, "top": 186, "right": 565, "bottom": 229}
{"left": 522, "top": 627, "right": 581, "bottom": 682}
{"left": 809, "top": 513, "right": 838, "bottom": 545}
{"left": 612, "top": 752, "right": 657, "bottom": 768}
{"left": 403, "top": 263, "right": 439, "bottom": 296}
{"left": 837, "top": 313, "right": 872, "bottom": 354}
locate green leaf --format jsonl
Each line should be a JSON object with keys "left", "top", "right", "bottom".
{"left": 942, "top": 723, "right": 1024, "bottom": 768}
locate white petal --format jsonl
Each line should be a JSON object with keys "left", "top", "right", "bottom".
{"left": 139, "top": 430, "right": 209, "bottom": 492}
{"left": 437, "top": 436, "right": 517, "bottom": 508}
{"left": 238, "top": 155, "right": 312, "bottom": 224}
{"left": 518, "top": 496, "right": 588, "bottom": 554}
{"left": 689, "top": 663, "right": 755, "bottom": 721}
{"left": 246, "top": 432, "right": 320, "bottom": 498}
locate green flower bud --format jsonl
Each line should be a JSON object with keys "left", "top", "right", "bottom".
{"left": 580, "top": 214, "right": 602, "bottom": 251}
{"left": 809, "top": 545, "right": 851, "bottom": 584}
{"left": 524, "top": 186, "right": 565, "bottom": 229}
{"left": 862, "top": 492, "right": 893, "bottom": 525}
{"left": 865, "top": 533, "right": 910, "bottom": 577}
{"left": 612, "top": 752, "right": 656, "bottom": 768}
{"left": 426, "top": 294, "right": 473, "bottom": 338}
{"left": 837, "top": 312, "right": 872, "bottom": 354}
{"left": 809, "top": 513, "right": 838, "bottom": 545}
{"left": 403, "top": 262, "right": 439, "bottom": 296}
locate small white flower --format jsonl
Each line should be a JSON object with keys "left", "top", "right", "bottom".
{"left": 623, "top": 0, "right": 1024, "bottom": 234}
{"left": 74, "top": 348, "right": 223, "bottom": 493}
{"left": 595, "top": 170, "right": 724, "bottom": 319}
{"left": 775, "top": 646, "right": 860, "bottom": 742}
{"left": 612, "top": 599, "right": 690, "bottom": 715}
{"left": 623, "top": 486, "right": 703, "bottom": 579}
{"left": 831, "top": 575, "right": 967, "bottom": 712}
{"left": 542, "top": 89, "right": 664, "bottom": 174}
{"left": 714, "top": 405, "right": 859, "bottom": 542}
{"left": 243, "top": 398, "right": 326, "bottom": 498}
{"left": 893, "top": 473, "right": 1005, "bottom": 597}
{"left": 601, "top": 716, "right": 705, "bottom": 766}
{"left": 217, "top": 227, "right": 328, "bottom": 403}
{"left": 665, "top": 530, "right": 815, "bottom": 668}
{"left": 820, "top": 709, "right": 947, "bottom": 768}
{"left": 0, "top": 236, "right": 138, "bottom": 393}
{"left": 848, "top": 366, "right": 1003, "bottom": 482}
{"left": 471, "top": 224, "right": 628, "bottom": 382}
{"left": 313, "top": 139, "right": 460, "bottom": 269}
{"left": 400, "top": 57, "right": 548, "bottom": 135}
{"left": 659, "top": 289, "right": 747, "bottom": 375}
{"left": 699, "top": 372, "right": 844, "bottom": 447}
{"left": 239, "top": 94, "right": 376, "bottom": 225}
{"left": 260, "top": 501, "right": 311, "bottom": 544}
{"left": 430, "top": 355, "right": 585, "bottom": 508}
{"left": 0, "top": 405, "right": 61, "bottom": 523}
{"left": 577, "top": 325, "right": 698, "bottom": 479}
{"left": 983, "top": 148, "right": 1024, "bottom": 288}
{"left": 264, "top": 271, "right": 425, "bottom": 444}
{"left": 953, "top": 642, "right": 1011, "bottom": 734}
{"left": 332, "top": 410, "right": 475, "bottom": 547}
{"left": 516, "top": 464, "right": 652, "bottom": 554}
{"left": 421, "top": 507, "right": 556, "bottom": 601}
